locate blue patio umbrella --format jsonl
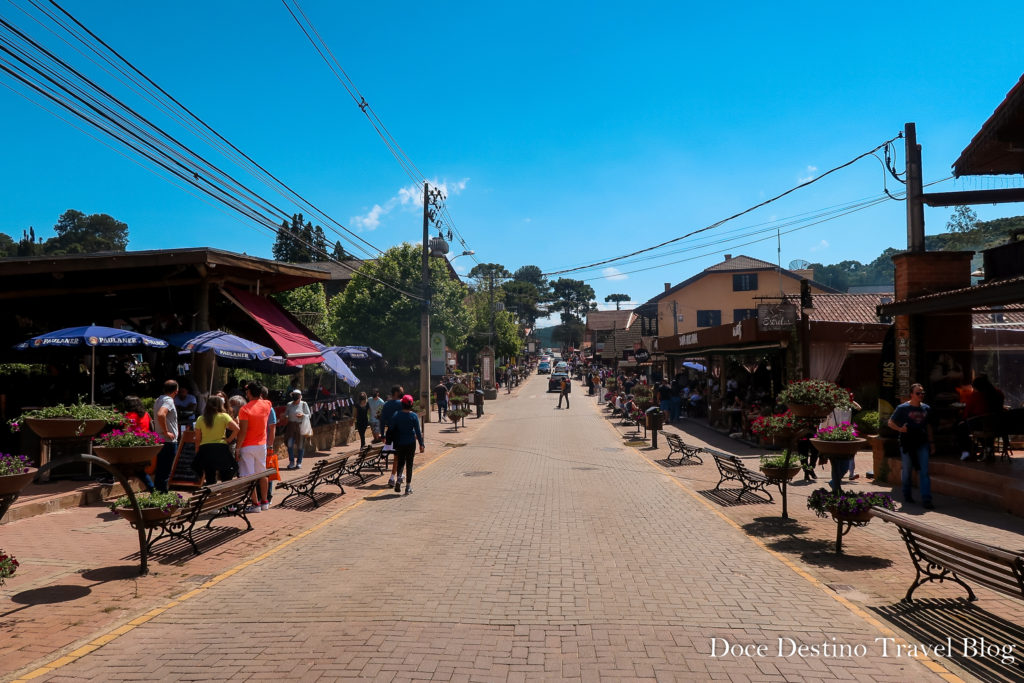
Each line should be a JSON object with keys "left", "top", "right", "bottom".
{"left": 683, "top": 361, "right": 707, "bottom": 372}
{"left": 166, "top": 331, "right": 278, "bottom": 394}
{"left": 335, "top": 345, "right": 383, "bottom": 362}
{"left": 15, "top": 324, "right": 168, "bottom": 403}
{"left": 310, "top": 341, "right": 360, "bottom": 386}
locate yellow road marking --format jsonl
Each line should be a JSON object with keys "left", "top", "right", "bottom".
{"left": 11, "top": 446, "right": 458, "bottom": 682}
{"left": 596, "top": 411, "right": 963, "bottom": 683}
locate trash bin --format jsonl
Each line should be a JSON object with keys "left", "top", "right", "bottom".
{"left": 474, "top": 389, "right": 485, "bottom": 417}
{"left": 646, "top": 407, "right": 664, "bottom": 447}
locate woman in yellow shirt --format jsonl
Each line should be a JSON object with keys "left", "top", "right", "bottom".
{"left": 194, "top": 396, "right": 240, "bottom": 485}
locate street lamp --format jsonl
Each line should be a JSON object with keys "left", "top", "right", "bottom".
{"left": 449, "top": 249, "right": 475, "bottom": 262}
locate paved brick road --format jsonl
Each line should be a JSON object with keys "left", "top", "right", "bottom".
{"left": 24, "top": 375, "right": 938, "bottom": 681}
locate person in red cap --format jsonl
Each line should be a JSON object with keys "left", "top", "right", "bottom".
{"left": 388, "top": 394, "right": 425, "bottom": 495}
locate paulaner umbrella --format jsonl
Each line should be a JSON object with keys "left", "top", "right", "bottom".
{"left": 15, "top": 324, "right": 168, "bottom": 403}
{"left": 166, "top": 331, "right": 277, "bottom": 394}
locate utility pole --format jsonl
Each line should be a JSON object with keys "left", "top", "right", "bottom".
{"left": 905, "top": 122, "right": 925, "bottom": 252}
{"left": 420, "top": 181, "right": 431, "bottom": 425}
{"left": 489, "top": 271, "right": 496, "bottom": 347}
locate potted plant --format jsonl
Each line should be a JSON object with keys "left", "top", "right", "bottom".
{"left": 446, "top": 407, "right": 470, "bottom": 430}
{"left": 9, "top": 400, "right": 123, "bottom": 439}
{"left": 776, "top": 379, "right": 854, "bottom": 418}
{"left": 750, "top": 411, "right": 819, "bottom": 444}
{"left": 0, "top": 452, "right": 37, "bottom": 495}
{"left": 92, "top": 428, "right": 165, "bottom": 465}
{"left": 809, "top": 421, "right": 866, "bottom": 458}
{"left": 110, "top": 490, "right": 185, "bottom": 526}
{"left": 807, "top": 487, "right": 896, "bottom": 523}
{"left": 0, "top": 549, "right": 18, "bottom": 587}
{"left": 759, "top": 452, "right": 801, "bottom": 481}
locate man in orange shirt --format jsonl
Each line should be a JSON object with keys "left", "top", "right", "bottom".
{"left": 235, "top": 383, "right": 270, "bottom": 512}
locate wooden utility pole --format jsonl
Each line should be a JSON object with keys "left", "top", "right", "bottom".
{"left": 905, "top": 122, "right": 925, "bottom": 252}
{"left": 420, "top": 181, "right": 431, "bottom": 425}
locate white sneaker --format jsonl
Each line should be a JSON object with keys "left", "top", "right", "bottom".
{"left": 260, "top": 502, "right": 270, "bottom": 511}
{"left": 245, "top": 505, "right": 261, "bottom": 514}
{"left": 961, "top": 451, "right": 972, "bottom": 461}
{"left": 388, "top": 476, "right": 395, "bottom": 486}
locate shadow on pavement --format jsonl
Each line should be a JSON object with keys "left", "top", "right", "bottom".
{"left": 6, "top": 584, "right": 91, "bottom": 610}
{"left": 121, "top": 526, "right": 251, "bottom": 565}
{"left": 657, "top": 457, "right": 702, "bottom": 468}
{"left": 871, "top": 598, "right": 1024, "bottom": 681}
{"left": 698, "top": 489, "right": 772, "bottom": 506}
{"left": 742, "top": 516, "right": 811, "bottom": 538}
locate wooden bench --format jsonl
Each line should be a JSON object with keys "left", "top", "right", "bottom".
{"left": 345, "top": 445, "right": 385, "bottom": 484}
{"left": 276, "top": 454, "right": 349, "bottom": 508}
{"left": 711, "top": 453, "right": 772, "bottom": 502}
{"left": 140, "top": 470, "right": 272, "bottom": 555}
{"left": 871, "top": 506, "right": 1024, "bottom": 603}
{"left": 664, "top": 433, "right": 704, "bottom": 465}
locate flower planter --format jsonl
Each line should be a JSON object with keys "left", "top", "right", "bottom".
{"left": 115, "top": 505, "right": 180, "bottom": 526}
{"left": 787, "top": 404, "right": 830, "bottom": 419}
{"left": 809, "top": 438, "right": 866, "bottom": 457}
{"left": 760, "top": 465, "right": 801, "bottom": 481}
{"left": 829, "top": 508, "right": 873, "bottom": 523}
{"left": 92, "top": 445, "right": 164, "bottom": 465}
{"left": 0, "top": 468, "right": 38, "bottom": 494}
{"left": 25, "top": 418, "right": 107, "bottom": 440}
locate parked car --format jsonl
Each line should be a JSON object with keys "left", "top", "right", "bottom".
{"left": 538, "top": 362, "right": 551, "bottom": 374}
{"left": 548, "top": 372, "right": 571, "bottom": 392}
{"left": 555, "top": 361, "right": 568, "bottom": 373}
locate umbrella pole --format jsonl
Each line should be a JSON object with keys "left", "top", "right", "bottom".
{"left": 90, "top": 345, "right": 96, "bottom": 404}
{"left": 209, "top": 356, "right": 217, "bottom": 396}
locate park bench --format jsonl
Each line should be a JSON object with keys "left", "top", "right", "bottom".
{"left": 276, "top": 454, "right": 349, "bottom": 508}
{"left": 712, "top": 453, "right": 772, "bottom": 502}
{"left": 345, "top": 444, "right": 385, "bottom": 484}
{"left": 664, "top": 433, "right": 705, "bottom": 465}
{"left": 140, "top": 470, "right": 272, "bottom": 555}
{"left": 871, "top": 506, "right": 1024, "bottom": 603}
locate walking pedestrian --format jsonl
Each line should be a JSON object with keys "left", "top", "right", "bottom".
{"left": 367, "top": 389, "right": 385, "bottom": 443}
{"left": 389, "top": 394, "right": 425, "bottom": 495}
{"left": 235, "top": 383, "right": 272, "bottom": 513}
{"left": 354, "top": 392, "right": 370, "bottom": 448}
{"left": 887, "top": 383, "right": 934, "bottom": 509}
{"left": 284, "top": 390, "right": 310, "bottom": 469}
{"left": 152, "top": 379, "right": 179, "bottom": 493}
{"left": 381, "top": 385, "right": 404, "bottom": 487}
{"left": 434, "top": 380, "right": 449, "bottom": 421}
{"left": 193, "top": 395, "right": 239, "bottom": 485}
{"left": 557, "top": 376, "right": 570, "bottom": 409}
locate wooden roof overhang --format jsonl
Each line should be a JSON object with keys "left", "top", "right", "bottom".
{"left": 878, "top": 274, "right": 1024, "bottom": 317}
{"left": 953, "top": 74, "right": 1024, "bottom": 177}
{"left": 657, "top": 318, "right": 888, "bottom": 357}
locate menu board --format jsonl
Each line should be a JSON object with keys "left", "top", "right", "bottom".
{"left": 169, "top": 429, "right": 202, "bottom": 488}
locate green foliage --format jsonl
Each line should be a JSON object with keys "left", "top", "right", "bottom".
{"left": 110, "top": 491, "right": 185, "bottom": 511}
{"left": 853, "top": 409, "right": 880, "bottom": 435}
{"left": 806, "top": 487, "right": 895, "bottom": 518}
{"left": 550, "top": 278, "right": 596, "bottom": 324}
{"left": 273, "top": 283, "right": 334, "bottom": 343}
{"left": 604, "top": 293, "right": 631, "bottom": 310}
{"left": 1, "top": 210, "right": 129, "bottom": 257}
{"left": 512, "top": 265, "right": 550, "bottom": 301}
{"left": 760, "top": 453, "right": 797, "bottom": 468}
{"left": 272, "top": 213, "right": 329, "bottom": 262}
{"left": 331, "top": 243, "right": 471, "bottom": 366}
{"left": 503, "top": 280, "right": 543, "bottom": 327}
{"left": 0, "top": 549, "right": 18, "bottom": 587}
{"left": 946, "top": 205, "right": 978, "bottom": 234}
{"left": 9, "top": 400, "right": 123, "bottom": 432}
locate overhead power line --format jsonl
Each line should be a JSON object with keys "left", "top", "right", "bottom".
{"left": 540, "top": 133, "right": 906, "bottom": 277}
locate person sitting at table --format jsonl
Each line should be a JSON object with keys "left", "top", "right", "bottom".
{"left": 956, "top": 375, "right": 1005, "bottom": 461}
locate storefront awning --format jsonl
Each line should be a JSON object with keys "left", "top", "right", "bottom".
{"left": 222, "top": 286, "right": 323, "bottom": 366}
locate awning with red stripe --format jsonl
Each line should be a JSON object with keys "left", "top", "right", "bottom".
{"left": 222, "top": 286, "right": 323, "bottom": 366}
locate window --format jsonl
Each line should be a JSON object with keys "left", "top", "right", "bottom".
{"left": 733, "top": 308, "right": 758, "bottom": 323}
{"left": 733, "top": 273, "right": 758, "bottom": 291}
{"left": 696, "top": 310, "right": 721, "bottom": 327}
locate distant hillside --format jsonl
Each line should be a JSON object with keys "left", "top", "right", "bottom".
{"left": 808, "top": 215, "right": 1024, "bottom": 291}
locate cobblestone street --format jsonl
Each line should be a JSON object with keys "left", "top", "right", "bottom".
{"left": 3, "top": 375, "right": 957, "bottom": 681}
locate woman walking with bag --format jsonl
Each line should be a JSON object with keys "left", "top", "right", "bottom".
{"left": 354, "top": 392, "right": 370, "bottom": 448}
{"left": 389, "top": 394, "right": 425, "bottom": 495}
{"left": 284, "top": 389, "right": 311, "bottom": 470}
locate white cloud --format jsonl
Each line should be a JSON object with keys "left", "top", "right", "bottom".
{"left": 798, "top": 165, "right": 818, "bottom": 184}
{"left": 453, "top": 262, "right": 469, "bottom": 274}
{"left": 351, "top": 177, "right": 470, "bottom": 230}
{"left": 809, "top": 239, "right": 829, "bottom": 252}
{"left": 602, "top": 266, "right": 628, "bottom": 281}
{"left": 523, "top": 217, "right": 532, "bottom": 223}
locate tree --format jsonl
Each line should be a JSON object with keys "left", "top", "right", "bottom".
{"left": 331, "top": 243, "right": 471, "bottom": 366}
{"left": 272, "top": 213, "right": 330, "bottom": 262}
{"left": 947, "top": 205, "right": 979, "bottom": 234}
{"left": 45, "top": 210, "right": 128, "bottom": 254}
{"left": 513, "top": 265, "right": 551, "bottom": 301}
{"left": 503, "top": 280, "right": 544, "bottom": 327}
{"left": 604, "top": 293, "right": 631, "bottom": 310}
{"left": 550, "top": 278, "right": 596, "bottom": 324}
{"left": 331, "top": 240, "right": 353, "bottom": 261}
{"left": 0, "top": 231, "right": 14, "bottom": 257}
{"left": 468, "top": 262, "right": 511, "bottom": 292}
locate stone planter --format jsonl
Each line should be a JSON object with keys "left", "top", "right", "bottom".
{"left": 25, "top": 418, "right": 107, "bottom": 440}
{"left": 92, "top": 445, "right": 163, "bottom": 466}
{"left": 334, "top": 418, "right": 353, "bottom": 447}
{"left": 760, "top": 465, "right": 801, "bottom": 481}
{"left": 0, "top": 468, "right": 38, "bottom": 495}
{"left": 786, "top": 404, "right": 830, "bottom": 419}
{"left": 115, "top": 505, "right": 179, "bottom": 527}
{"left": 809, "top": 438, "right": 866, "bottom": 458}
{"left": 312, "top": 424, "right": 334, "bottom": 452}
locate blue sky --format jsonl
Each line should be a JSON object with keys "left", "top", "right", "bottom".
{"left": 2, "top": 1, "right": 1023, "bottom": 313}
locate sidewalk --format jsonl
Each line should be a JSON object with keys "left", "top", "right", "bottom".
{"left": 595, "top": 395, "right": 1024, "bottom": 682}
{"left": 0, "top": 390, "right": 514, "bottom": 681}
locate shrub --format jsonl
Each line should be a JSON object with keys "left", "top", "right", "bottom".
{"left": 0, "top": 550, "right": 18, "bottom": 587}
{"left": 93, "top": 429, "right": 165, "bottom": 448}
{"left": 777, "top": 380, "right": 855, "bottom": 412}
{"left": 806, "top": 488, "right": 896, "bottom": 518}
{"left": 0, "top": 452, "right": 32, "bottom": 476}
{"left": 9, "top": 399, "right": 124, "bottom": 433}
{"left": 110, "top": 491, "right": 184, "bottom": 512}
{"left": 853, "top": 410, "right": 880, "bottom": 435}
{"left": 815, "top": 422, "right": 859, "bottom": 441}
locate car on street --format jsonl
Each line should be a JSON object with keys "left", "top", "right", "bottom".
{"left": 538, "top": 361, "right": 551, "bottom": 374}
{"left": 548, "top": 371, "right": 571, "bottom": 392}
